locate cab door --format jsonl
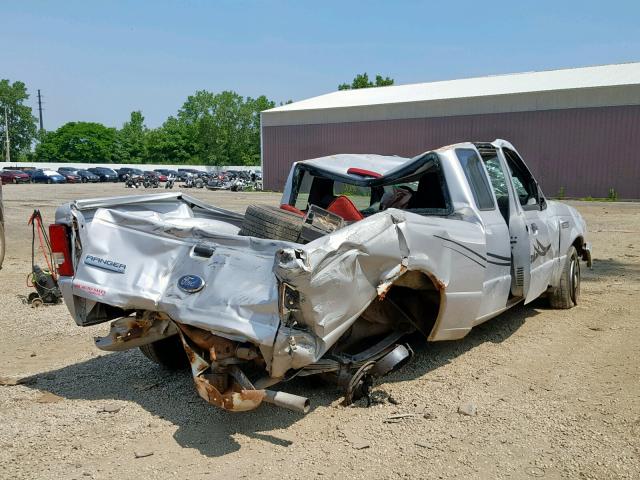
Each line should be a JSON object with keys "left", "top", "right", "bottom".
{"left": 477, "top": 144, "right": 530, "bottom": 300}
{"left": 500, "top": 147, "right": 555, "bottom": 304}
{"left": 456, "top": 147, "right": 512, "bottom": 320}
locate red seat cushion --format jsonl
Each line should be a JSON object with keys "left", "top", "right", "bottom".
{"left": 280, "top": 204, "right": 305, "bottom": 216}
{"left": 326, "top": 196, "right": 364, "bottom": 221}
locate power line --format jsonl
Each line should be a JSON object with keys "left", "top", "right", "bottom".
{"left": 37, "top": 89, "right": 44, "bottom": 131}
{"left": 4, "top": 106, "right": 10, "bottom": 162}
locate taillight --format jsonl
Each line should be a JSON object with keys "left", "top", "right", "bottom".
{"left": 49, "top": 224, "right": 74, "bottom": 276}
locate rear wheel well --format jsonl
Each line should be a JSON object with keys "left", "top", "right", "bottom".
{"left": 357, "top": 270, "right": 442, "bottom": 340}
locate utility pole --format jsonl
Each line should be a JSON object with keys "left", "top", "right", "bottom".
{"left": 37, "top": 89, "right": 44, "bottom": 131}
{"left": 3, "top": 106, "right": 10, "bottom": 163}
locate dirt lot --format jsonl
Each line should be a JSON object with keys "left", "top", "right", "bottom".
{"left": 0, "top": 183, "right": 638, "bottom": 480}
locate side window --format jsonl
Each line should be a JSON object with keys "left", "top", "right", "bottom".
{"left": 294, "top": 170, "right": 313, "bottom": 210}
{"left": 483, "top": 155, "right": 508, "bottom": 197}
{"left": 482, "top": 154, "right": 510, "bottom": 222}
{"left": 503, "top": 148, "right": 539, "bottom": 208}
{"left": 456, "top": 148, "right": 495, "bottom": 210}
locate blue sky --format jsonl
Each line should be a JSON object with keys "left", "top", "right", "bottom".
{"left": 2, "top": 0, "right": 638, "bottom": 130}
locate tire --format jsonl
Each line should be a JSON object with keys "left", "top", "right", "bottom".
{"left": 47, "top": 178, "right": 52, "bottom": 184}
{"left": 139, "top": 335, "right": 188, "bottom": 370}
{"left": 239, "top": 204, "right": 303, "bottom": 242}
{"left": 12, "top": 178, "right": 17, "bottom": 184}
{"left": 0, "top": 222, "right": 5, "bottom": 270}
{"left": 549, "top": 246, "right": 580, "bottom": 309}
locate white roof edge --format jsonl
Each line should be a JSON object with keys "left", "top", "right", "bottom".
{"left": 264, "top": 62, "right": 640, "bottom": 114}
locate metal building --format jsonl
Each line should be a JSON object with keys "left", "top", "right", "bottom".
{"left": 261, "top": 63, "right": 640, "bottom": 198}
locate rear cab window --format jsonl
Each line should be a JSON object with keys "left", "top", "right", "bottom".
{"left": 289, "top": 155, "right": 451, "bottom": 218}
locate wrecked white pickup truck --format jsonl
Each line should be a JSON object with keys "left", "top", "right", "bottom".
{"left": 51, "top": 139, "right": 591, "bottom": 413}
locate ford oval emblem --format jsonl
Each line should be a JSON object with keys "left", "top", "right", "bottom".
{"left": 177, "top": 275, "right": 205, "bottom": 293}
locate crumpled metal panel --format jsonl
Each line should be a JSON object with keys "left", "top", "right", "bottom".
{"left": 67, "top": 203, "right": 292, "bottom": 362}
{"left": 269, "top": 208, "right": 486, "bottom": 377}
{"left": 60, "top": 194, "right": 487, "bottom": 378}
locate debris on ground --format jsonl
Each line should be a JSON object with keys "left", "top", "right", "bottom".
{"left": 383, "top": 413, "right": 420, "bottom": 423}
{"left": 339, "top": 427, "right": 371, "bottom": 450}
{"left": 36, "top": 391, "right": 63, "bottom": 403}
{"left": 457, "top": 401, "right": 478, "bottom": 416}
{"left": 98, "top": 404, "right": 122, "bottom": 414}
{"left": 134, "top": 451, "right": 154, "bottom": 459}
{"left": 0, "top": 376, "right": 35, "bottom": 386}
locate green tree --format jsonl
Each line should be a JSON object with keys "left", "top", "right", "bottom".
{"left": 35, "top": 122, "right": 117, "bottom": 163}
{"left": 338, "top": 73, "right": 394, "bottom": 90}
{"left": 145, "top": 116, "right": 195, "bottom": 164}
{"left": 116, "top": 111, "right": 147, "bottom": 163}
{"left": 177, "top": 90, "right": 274, "bottom": 166}
{"left": 0, "top": 79, "right": 38, "bottom": 161}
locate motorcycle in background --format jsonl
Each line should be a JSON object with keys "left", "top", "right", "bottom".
{"left": 123, "top": 174, "right": 141, "bottom": 188}
{"left": 143, "top": 176, "right": 159, "bottom": 188}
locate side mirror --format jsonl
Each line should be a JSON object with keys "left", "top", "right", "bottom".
{"left": 539, "top": 196, "right": 547, "bottom": 210}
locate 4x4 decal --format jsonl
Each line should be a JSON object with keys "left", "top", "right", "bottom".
{"left": 530, "top": 239, "right": 551, "bottom": 263}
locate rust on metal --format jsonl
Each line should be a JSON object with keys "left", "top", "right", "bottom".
{"left": 177, "top": 323, "right": 235, "bottom": 360}
{"left": 377, "top": 264, "right": 408, "bottom": 300}
{"left": 194, "top": 376, "right": 265, "bottom": 412}
{"left": 94, "top": 312, "right": 178, "bottom": 351}
{"left": 176, "top": 324, "right": 266, "bottom": 412}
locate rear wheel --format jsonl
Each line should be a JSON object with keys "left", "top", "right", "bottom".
{"left": 239, "top": 204, "right": 303, "bottom": 242}
{"left": 549, "top": 246, "right": 580, "bottom": 309}
{"left": 47, "top": 178, "right": 52, "bottom": 184}
{"left": 139, "top": 336, "right": 188, "bottom": 370}
{"left": 82, "top": 177, "right": 87, "bottom": 183}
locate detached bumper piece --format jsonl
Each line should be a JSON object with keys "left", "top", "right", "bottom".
{"left": 342, "top": 343, "right": 414, "bottom": 406}
{"left": 176, "top": 323, "right": 310, "bottom": 414}
{"left": 582, "top": 242, "right": 593, "bottom": 269}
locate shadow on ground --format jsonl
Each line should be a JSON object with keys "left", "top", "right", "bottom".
{"left": 26, "top": 302, "right": 538, "bottom": 457}
{"left": 581, "top": 257, "right": 639, "bottom": 282}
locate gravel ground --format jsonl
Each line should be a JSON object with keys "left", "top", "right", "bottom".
{"left": 0, "top": 183, "right": 638, "bottom": 480}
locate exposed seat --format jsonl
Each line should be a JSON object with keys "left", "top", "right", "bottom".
{"left": 308, "top": 177, "right": 336, "bottom": 209}
{"left": 407, "top": 171, "right": 446, "bottom": 209}
{"left": 327, "top": 196, "right": 364, "bottom": 221}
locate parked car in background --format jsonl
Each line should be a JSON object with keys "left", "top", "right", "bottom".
{"left": 74, "top": 169, "right": 100, "bottom": 183}
{"left": 30, "top": 169, "right": 66, "bottom": 184}
{"left": 117, "top": 168, "right": 144, "bottom": 182}
{"left": 177, "top": 168, "right": 203, "bottom": 177}
{"left": 88, "top": 167, "right": 119, "bottom": 182}
{"left": 154, "top": 169, "right": 180, "bottom": 179}
{"left": 57, "top": 171, "right": 82, "bottom": 183}
{"left": 24, "top": 170, "right": 40, "bottom": 181}
{"left": 144, "top": 171, "right": 167, "bottom": 182}
{"left": 0, "top": 170, "right": 31, "bottom": 184}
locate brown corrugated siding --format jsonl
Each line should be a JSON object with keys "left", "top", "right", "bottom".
{"left": 262, "top": 105, "right": 640, "bottom": 199}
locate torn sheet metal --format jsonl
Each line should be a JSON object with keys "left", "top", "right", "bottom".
{"left": 94, "top": 312, "right": 178, "bottom": 351}
{"left": 57, "top": 191, "right": 489, "bottom": 377}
